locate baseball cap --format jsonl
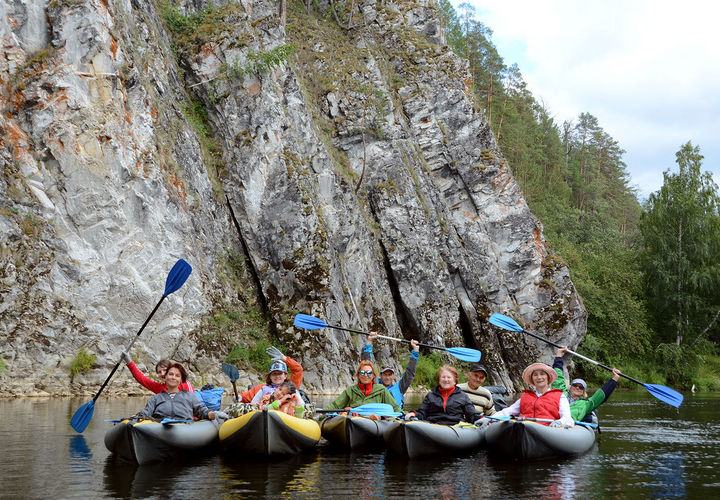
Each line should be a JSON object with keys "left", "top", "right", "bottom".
{"left": 269, "top": 360, "right": 288, "bottom": 373}
{"left": 470, "top": 364, "right": 488, "bottom": 375}
{"left": 570, "top": 378, "right": 587, "bottom": 390}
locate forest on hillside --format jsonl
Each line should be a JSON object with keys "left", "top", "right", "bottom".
{"left": 439, "top": 0, "right": 720, "bottom": 389}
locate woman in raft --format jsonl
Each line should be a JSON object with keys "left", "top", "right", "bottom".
{"left": 325, "top": 360, "right": 401, "bottom": 413}
{"left": 493, "top": 362, "right": 575, "bottom": 427}
{"left": 553, "top": 346, "right": 621, "bottom": 422}
{"left": 121, "top": 351, "right": 195, "bottom": 393}
{"left": 240, "top": 346, "right": 304, "bottom": 403}
{"left": 139, "top": 362, "right": 227, "bottom": 421}
{"left": 404, "top": 365, "right": 481, "bottom": 425}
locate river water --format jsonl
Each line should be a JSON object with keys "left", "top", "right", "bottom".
{"left": 1, "top": 391, "right": 718, "bottom": 499}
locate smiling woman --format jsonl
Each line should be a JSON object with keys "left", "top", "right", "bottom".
{"left": 139, "top": 363, "right": 223, "bottom": 421}
{"left": 323, "top": 361, "right": 401, "bottom": 413}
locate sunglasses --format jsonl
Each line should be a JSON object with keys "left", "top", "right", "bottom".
{"left": 571, "top": 384, "right": 585, "bottom": 389}
{"left": 359, "top": 370, "right": 374, "bottom": 376}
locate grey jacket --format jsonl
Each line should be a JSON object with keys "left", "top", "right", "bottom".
{"left": 140, "top": 390, "right": 211, "bottom": 420}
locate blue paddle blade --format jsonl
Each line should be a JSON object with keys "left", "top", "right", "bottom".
{"left": 160, "top": 418, "right": 193, "bottom": 425}
{"left": 70, "top": 400, "right": 95, "bottom": 433}
{"left": 349, "top": 403, "right": 399, "bottom": 417}
{"left": 445, "top": 347, "right": 482, "bottom": 362}
{"left": 293, "top": 314, "right": 329, "bottom": 330}
{"left": 644, "top": 383, "right": 684, "bottom": 407}
{"left": 164, "top": 259, "right": 192, "bottom": 296}
{"left": 488, "top": 313, "right": 524, "bottom": 332}
{"left": 484, "top": 415, "right": 511, "bottom": 422}
{"left": 222, "top": 362, "right": 240, "bottom": 383}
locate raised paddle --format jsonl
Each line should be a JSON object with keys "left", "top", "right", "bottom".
{"left": 222, "top": 362, "right": 240, "bottom": 401}
{"left": 70, "top": 259, "right": 193, "bottom": 433}
{"left": 315, "top": 403, "right": 402, "bottom": 418}
{"left": 294, "top": 314, "right": 482, "bottom": 362}
{"left": 488, "top": 312, "right": 684, "bottom": 408}
{"left": 483, "top": 414, "right": 598, "bottom": 429}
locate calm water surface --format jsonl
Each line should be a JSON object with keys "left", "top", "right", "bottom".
{"left": 1, "top": 392, "right": 718, "bottom": 499}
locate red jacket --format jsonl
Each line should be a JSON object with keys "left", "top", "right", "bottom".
{"left": 126, "top": 361, "right": 195, "bottom": 394}
{"left": 519, "top": 388, "right": 562, "bottom": 423}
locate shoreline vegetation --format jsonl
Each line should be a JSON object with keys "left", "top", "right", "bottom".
{"left": 437, "top": 0, "right": 720, "bottom": 390}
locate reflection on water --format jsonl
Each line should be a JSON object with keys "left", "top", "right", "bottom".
{"left": 1, "top": 392, "right": 719, "bottom": 499}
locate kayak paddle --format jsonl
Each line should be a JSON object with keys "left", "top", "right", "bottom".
{"left": 222, "top": 362, "right": 240, "bottom": 401}
{"left": 488, "top": 312, "right": 684, "bottom": 408}
{"left": 315, "top": 403, "right": 402, "bottom": 417}
{"left": 294, "top": 314, "right": 482, "bottom": 362}
{"left": 160, "top": 418, "right": 194, "bottom": 425}
{"left": 70, "top": 259, "right": 193, "bottom": 433}
{"left": 484, "top": 414, "right": 598, "bottom": 429}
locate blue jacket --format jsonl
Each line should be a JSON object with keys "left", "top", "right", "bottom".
{"left": 362, "top": 343, "right": 419, "bottom": 409}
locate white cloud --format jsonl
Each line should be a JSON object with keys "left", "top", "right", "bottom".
{"left": 456, "top": 0, "right": 720, "bottom": 197}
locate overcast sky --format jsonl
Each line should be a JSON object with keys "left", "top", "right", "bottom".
{"left": 454, "top": 0, "right": 720, "bottom": 199}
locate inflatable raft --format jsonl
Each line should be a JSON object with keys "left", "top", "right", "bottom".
{"left": 484, "top": 420, "right": 596, "bottom": 460}
{"left": 219, "top": 408, "right": 321, "bottom": 456}
{"left": 104, "top": 418, "right": 220, "bottom": 465}
{"left": 320, "top": 414, "right": 395, "bottom": 449}
{"left": 384, "top": 420, "right": 486, "bottom": 459}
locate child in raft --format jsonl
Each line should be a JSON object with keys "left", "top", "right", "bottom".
{"left": 255, "top": 380, "right": 306, "bottom": 418}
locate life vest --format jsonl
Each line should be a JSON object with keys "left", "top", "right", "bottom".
{"left": 519, "top": 388, "right": 563, "bottom": 423}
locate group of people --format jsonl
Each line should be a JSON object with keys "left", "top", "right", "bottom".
{"left": 121, "top": 329, "right": 621, "bottom": 429}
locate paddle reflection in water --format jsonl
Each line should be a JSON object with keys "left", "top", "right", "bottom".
{"left": 68, "top": 435, "right": 93, "bottom": 493}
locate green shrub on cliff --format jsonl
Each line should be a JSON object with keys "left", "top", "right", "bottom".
{"left": 0, "top": 357, "right": 6, "bottom": 373}
{"left": 69, "top": 348, "right": 96, "bottom": 380}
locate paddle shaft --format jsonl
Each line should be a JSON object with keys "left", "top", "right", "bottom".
{"left": 91, "top": 295, "right": 168, "bottom": 402}
{"left": 518, "top": 328, "right": 644, "bottom": 386}
{"left": 327, "top": 324, "right": 445, "bottom": 352}
{"left": 487, "top": 415, "right": 597, "bottom": 428}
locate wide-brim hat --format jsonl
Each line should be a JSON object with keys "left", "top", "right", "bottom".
{"left": 522, "top": 363, "right": 557, "bottom": 386}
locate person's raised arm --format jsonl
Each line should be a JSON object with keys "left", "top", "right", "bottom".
{"left": 124, "top": 352, "right": 165, "bottom": 394}
{"left": 361, "top": 331, "right": 378, "bottom": 361}
{"left": 397, "top": 339, "right": 420, "bottom": 394}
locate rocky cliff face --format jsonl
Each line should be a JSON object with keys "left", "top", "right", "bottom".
{"left": 0, "top": 0, "right": 586, "bottom": 397}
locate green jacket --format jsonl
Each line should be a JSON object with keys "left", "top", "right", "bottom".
{"left": 326, "top": 383, "right": 401, "bottom": 412}
{"left": 552, "top": 357, "right": 617, "bottom": 421}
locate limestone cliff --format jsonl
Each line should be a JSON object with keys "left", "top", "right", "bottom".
{"left": 0, "top": 0, "right": 586, "bottom": 397}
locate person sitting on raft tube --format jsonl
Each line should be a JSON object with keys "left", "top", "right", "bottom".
{"left": 361, "top": 331, "right": 420, "bottom": 409}
{"left": 493, "top": 362, "right": 575, "bottom": 428}
{"left": 121, "top": 352, "right": 195, "bottom": 393}
{"left": 139, "top": 362, "right": 228, "bottom": 421}
{"left": 458, "top": 364, "right": 496, "bottom": 417}
{"left": 256, "top": 380, "right": 306, "bottom": 418}
{"left": 325, "top": 360, "right": 401, "bottom": 413}
{"left": 240, "top": 346, "right": 304, "bottom": 403}
{"left": 404, "top": 365, "right": 481, "bottom": 425}
{"left": 553, "top": 346, "right": 621, "bottom": 422}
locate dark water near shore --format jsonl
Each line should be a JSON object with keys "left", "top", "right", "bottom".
{"left": 1, "top": 392, "right": 718, "bottom": 499}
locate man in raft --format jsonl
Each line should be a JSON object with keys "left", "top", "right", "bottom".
{"left": 361, "top": 331, "right": 420, "bottom": 409}
{"left": 458, "top": 364, "right": 496, "bottom": 416}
